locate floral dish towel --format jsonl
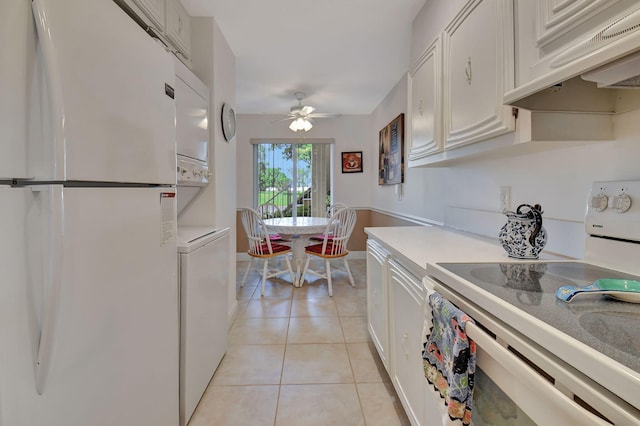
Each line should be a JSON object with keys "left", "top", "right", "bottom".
{"left": 422, "top": 290, "right": 476, "bottom": 426}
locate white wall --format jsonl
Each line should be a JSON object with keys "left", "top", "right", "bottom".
{"left": 189, "top": 17, "right": 238, "bottom": 324}
{"left": 236, "top": 114, "right": 372, "bottom": 209}
{"left": 369, "top": 74, "right": 448, "bottom": 224}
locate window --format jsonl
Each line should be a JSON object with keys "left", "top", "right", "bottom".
{"left": 253, "top": 139, "right": 333, "bottom": 218}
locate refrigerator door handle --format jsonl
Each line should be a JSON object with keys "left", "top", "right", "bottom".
{"left": 33, "top": 185, "right": 64, "bottom": 395}
{"left": 31, "top": 0, "right": 66, "bottom": 181}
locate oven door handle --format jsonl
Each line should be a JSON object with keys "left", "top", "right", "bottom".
{"left": 465, "top": 322, "right": 610, "bottom": 425}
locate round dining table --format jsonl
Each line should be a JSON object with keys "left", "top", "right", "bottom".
{"left": 263, "top": 216, "right": 330, "bottom": 286}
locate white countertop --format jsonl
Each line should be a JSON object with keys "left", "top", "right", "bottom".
{"left": 364, "top": 225, "right": 568, "bottom": 272}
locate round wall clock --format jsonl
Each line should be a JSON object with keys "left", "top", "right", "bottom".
{"left": 221, "top": 103, "right": 236, "bottom": 142}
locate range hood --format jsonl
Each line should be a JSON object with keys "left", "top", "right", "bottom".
{"left": 505, "top": 5, "right": 640, "bottom": 111}
{"left": 581, "top": 50, "right": 640, "bottom": 89}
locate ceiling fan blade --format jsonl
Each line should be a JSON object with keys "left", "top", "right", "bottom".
{"left": 300, "top": 105, "right": 315, "bottom": 115}
{"left": 308, "top": 112, "right": 341, "bottom": 118}
{"left": 276, "top": 93, "right": 340, "bottom": 127}
{"left": 271, "top": 116, "right": 295, "bottom": 124}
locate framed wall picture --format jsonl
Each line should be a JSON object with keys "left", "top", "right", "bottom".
{"left": 342, "top": 151, "right": 363, "bottom": 173}
{"left": 378, "top": 113, "right": 404, "bottom": 185}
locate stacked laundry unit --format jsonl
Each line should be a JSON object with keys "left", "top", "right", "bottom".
{"left": 174, "top": 57, "right": 229, "bottom": 426}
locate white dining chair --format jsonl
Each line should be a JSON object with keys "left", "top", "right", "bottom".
{"left": 240, "top": 208, "right": 295, "bottom": 296}
{"left": 300, "top": 207, "right": 357, "bottom": 296}
{"left": 257, "top": 203, "right": 288, "bottom": 242}
{"left": 310, "top": 203, "right": 349, "bottom": 242}
{"left": 326, "top": 202, "right": 348, "bottom": 217}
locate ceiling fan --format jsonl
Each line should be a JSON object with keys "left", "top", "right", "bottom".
{"left": 281, "top": 92, "right": 340, "bottom": 132}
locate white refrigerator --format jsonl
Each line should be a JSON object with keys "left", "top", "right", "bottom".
{"left": 1, "top": 1, "right": 179, "bottom": 425}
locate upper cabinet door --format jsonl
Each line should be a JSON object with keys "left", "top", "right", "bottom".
{"left": 443, "top": 0, "right": 515, "bottom": 150}
{"left": 536, "top": 0, "right": 620, "bottom": 48}
{"left": 132, "top": 0, "right": 166, "bottom": 30}
{"left": 166, "top": 0, "right": 191, "bottom": 59}
{"left": 407, "top": 37, "right": 442, "bottom": 167}
{"left": 514, "top": 0, "right": 640, "bottom": 85}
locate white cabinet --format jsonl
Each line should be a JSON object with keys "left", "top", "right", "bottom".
{"left": 388, "top": 259, "right": 426, "bottom": 426}
{"left": 535, "top": 0, "right": 620, "bottom": 49}
{"left": 366, "top": 237, "right": 429, "bottom": 425}
{"left": 366, "top": 239, "right": 390, "bottom": 371}
{"left": 125, "top": 0, "right": 192, "bottom": 60}
{"left": 166, "top": 0, "right": 191, "bottom": 59}
{"left": 133, "top": 0, "right": 165, "bottom": 29}
{"left": 442, "top": 0, "right": 515, "bottom": 149}
{"left": 407, "top": 37, "right": 442, "bottom": 166}
{"left": 512, "top": 0, "right": 640, "bottom": 96}
{"left": 407, "top": 0, "right": 516, "bottom": 166}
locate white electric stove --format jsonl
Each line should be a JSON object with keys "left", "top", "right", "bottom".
{"left": 427, "top": 181, "right": 640, "bottom": 425}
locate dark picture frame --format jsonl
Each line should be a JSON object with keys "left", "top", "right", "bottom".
{"left": 341, "top": 151, "right": 363, "bottom": 173}
{"left": 378, "top": 113, "right": 404, "bottom": 185}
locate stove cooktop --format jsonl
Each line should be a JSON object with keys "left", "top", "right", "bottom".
{"left": 436, "top": 261, "right": 640, "bottom": 374}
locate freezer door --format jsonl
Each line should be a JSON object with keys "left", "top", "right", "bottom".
{"left": 28, "top": 0, "right": 176, "bottom": 184}
{"left": 0, "top": 187, "right": 39, "bottom": 426}
{"left": 2, "top": 186, "right": 179, "bottom": 426}
{"left": 0, "top": 2, "right": 37, "bottom": 180}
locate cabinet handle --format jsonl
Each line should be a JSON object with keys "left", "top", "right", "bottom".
{"left": 418, "top": 99, "right": 424, "bottom": 116}
{"left": 178, "top": 16, "right": 183, "bottom": 33}
{"left": 465, "top": 57, "right": 472, "bottom": 85}
{"left": 401, "top": 332, "right": 409, "bottom": 359}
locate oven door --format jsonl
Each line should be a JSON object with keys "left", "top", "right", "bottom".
{"left": 423, "top": 277, "right": 628, "bottom": 426}
{"left": 467, "top": 322, "right": 607, "bottom": 426}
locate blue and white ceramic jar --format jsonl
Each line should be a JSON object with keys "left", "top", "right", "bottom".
{"left": 499, "top": 204, "right": 547, "bottom": 259}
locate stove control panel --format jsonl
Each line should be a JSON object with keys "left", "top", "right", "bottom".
{"left": 177, "top": 155, "right": 210, "bottom": 186}
{"left": 586, "top": 180, "right": 639, "bottom": 241}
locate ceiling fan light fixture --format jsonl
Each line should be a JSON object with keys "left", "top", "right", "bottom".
{"left": 289, "top": 117, "right": 312, "bottom": 132}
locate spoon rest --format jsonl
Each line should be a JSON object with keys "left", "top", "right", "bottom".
{"left": 556, "top": 279, "right": 640, "bottom": 303}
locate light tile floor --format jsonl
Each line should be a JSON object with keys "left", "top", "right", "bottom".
{"left": 188, "top": 258, "right": 410, "bottom": 426}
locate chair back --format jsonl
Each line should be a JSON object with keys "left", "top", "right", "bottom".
{"left": 326, "top": 203, "right": 348, "bottom": 217}
{"left": 240, "top": 208, "right": 277, "bottom": 255}
{"left": 319, "top": 207, "right": 357, "bottom": 256}
{"left": 257, "top": 203, "right": 283, "bottom": 219}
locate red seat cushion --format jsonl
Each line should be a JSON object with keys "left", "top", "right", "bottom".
{"left": 269, "top": 233, "right": 285, "bottom": 241}
{"left": 309, "top": 233, "right": 334, "bottom": 242}
{"left": 305, "top": 241, "right": 344, "bottom": 255}
{"left": 260, "top": 242, "right": 290, "bottom": 254}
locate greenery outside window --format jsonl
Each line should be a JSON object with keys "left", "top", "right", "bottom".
{"left": 253, "top": 139, "right": 333, "bottom": 218}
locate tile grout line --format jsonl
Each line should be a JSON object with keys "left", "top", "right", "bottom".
{"left": 273, "top": 276, "right": 295, "bottom": 426}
